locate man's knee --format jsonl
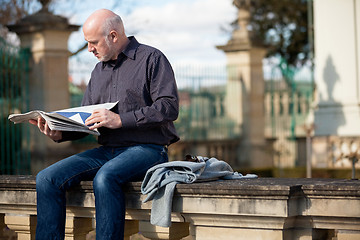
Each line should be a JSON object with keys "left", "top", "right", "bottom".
{"left": 36, "top": 168, "right": 54, "bottom": 191}
{"left": 93, "top": 168, "right": 123, "bottom": 192}
{"left": 93, "top": 169, "right": 110, "bottom": 189}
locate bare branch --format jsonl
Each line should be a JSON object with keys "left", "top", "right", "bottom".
{"left": 70, "top": 42, "right": 87, "bottom": 57}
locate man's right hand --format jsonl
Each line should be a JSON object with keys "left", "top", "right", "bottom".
{"left": 29, "top": 117, "right": 62, "bottom": 142}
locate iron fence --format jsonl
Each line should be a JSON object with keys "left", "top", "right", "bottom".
{"left": 70, "top": 64, "right": 237, "bottom": 143}
{"left": 265, "top": 60, "right": 314, "bottom": 167}
{"left": 173, "top": 64, "right": 238, "bottom": 141}
{"left": 70, "top": 61, "right": 314, "bottom": 166}
{"left": 0, "top": 37, "right": 31, "bottom": 174}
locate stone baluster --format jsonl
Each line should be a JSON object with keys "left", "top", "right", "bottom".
{"left": 64, "top": 217, "right": 93, "bottom": 240}
{"left": 0, "top": 214, "right": 7, "bottom": 240}
{"left": 4, "top": 214, "right": 36, "bottom": 240}
{"left": 4, "top": 215, "right": 95, "bottom": 240}
{"left": 139, "top": 221, "right": 189, "bottom": 240}
{"left": 336, "top": 230, "right": 360, "bottom": 240}
{"left": 124, "top": 220, "right": 139, "bottom": 240}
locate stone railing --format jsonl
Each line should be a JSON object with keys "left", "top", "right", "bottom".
{"left": 0, "top": 176, "right": 359, "bottom": 240}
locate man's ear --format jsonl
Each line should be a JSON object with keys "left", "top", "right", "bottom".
{"left": 109, "top": 30, "right": 118, "bottom": 42}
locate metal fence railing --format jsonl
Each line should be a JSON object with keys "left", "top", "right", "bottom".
{"left": 264, "top": 59, "right": 314, "bottom": 167}
{"left": 0, "top": 37, "right": 31, "bottom": 174}
{"left": 70, "top": 61, "right": 314, "bottom": 167}
{"left": 70, "top": 64, "right": 239, "bottom": 143}
{"left": 173, "top": 64, "right": 239, "bottom": 141}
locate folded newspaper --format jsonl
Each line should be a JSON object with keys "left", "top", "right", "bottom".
{"left": 8, "top": 102, "right": 118, "bottom": 136}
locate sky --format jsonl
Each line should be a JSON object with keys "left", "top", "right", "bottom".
{"left": 50, "top": 0, "right": 237, "bottom": 84}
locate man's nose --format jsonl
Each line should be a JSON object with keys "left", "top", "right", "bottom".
{"left": 88, "top": 43, "right": 94, "bottom": 52}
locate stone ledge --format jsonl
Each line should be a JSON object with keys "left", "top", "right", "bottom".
{"left": 1, "top": 175, "right": 359, "bottom": 196}
{"left": 0, "top": 175, "right": 359, "bottom": 240}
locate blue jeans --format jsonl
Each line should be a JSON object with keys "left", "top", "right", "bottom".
{"left": 35, "top": 144, "right": 168, "bottom": 240}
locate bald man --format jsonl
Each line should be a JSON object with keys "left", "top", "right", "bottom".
{"left": 34, "top": 9, "right": 179, "bottom": 240}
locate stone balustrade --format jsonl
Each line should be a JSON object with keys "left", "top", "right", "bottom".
{"left": 0, "top": 175, "right": 359, "bottom": 240}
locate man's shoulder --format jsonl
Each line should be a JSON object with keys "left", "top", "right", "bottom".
{"left": 137, "top": 42, "right": 164, "bottom": 58}
{"left": 91, "top": 61, "right": 104, "bottom": 71}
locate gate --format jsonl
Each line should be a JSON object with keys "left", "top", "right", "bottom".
{"left": 0, "top": 37, "right": 31, "bottom": 174}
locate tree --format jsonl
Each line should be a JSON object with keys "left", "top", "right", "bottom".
{"left": 0, "top": 0, "right": 41, "bottom": 38}
{"left": 0, "top": 0, "right": 134, "bottom": 55}
{"left": 0, "top": 0, "right": 39, "bottom": 25}
{"left": 234, "top": 0, "right": 313, "bottom": 68}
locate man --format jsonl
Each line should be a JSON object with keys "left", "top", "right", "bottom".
{"left": 30, "top": 9, "right": 179, "bottom": 240}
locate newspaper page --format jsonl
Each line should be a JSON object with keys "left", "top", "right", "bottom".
{"left": 8, "top": 102, "right": 118, "bottom": 136}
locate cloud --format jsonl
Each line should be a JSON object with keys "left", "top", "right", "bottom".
{"left": 67, "top": 0, "right": 237, "bottom": 83}
{"left": 124, "top": 0, "right": 236, "bottom": 63}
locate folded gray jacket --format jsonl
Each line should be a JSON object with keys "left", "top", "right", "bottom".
{"left": 141, "top": 156, "right": 257, "bottom": 227}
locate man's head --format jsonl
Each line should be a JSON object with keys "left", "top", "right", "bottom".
{"left": 83, "top": 9, "right": 128, "bottom": 62}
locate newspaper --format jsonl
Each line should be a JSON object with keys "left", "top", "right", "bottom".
{"left": 8, "top": 102, "right": 118, "bottom": 136}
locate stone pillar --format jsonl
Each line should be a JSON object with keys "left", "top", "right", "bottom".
{"left": 217, "top": 1, "right": 271, "bottom": 168}
{"left": 312, "top": 0, "right": 360, "bottom": 167}
{"left": 7, "top": 1, "right": 80, "bottom": 173}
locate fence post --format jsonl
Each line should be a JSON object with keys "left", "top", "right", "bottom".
{"left": 7, "top": 4, "right": 80, "bottom": 173}
{"left": 217, "top": 3, "right": 271, "bottom": 169}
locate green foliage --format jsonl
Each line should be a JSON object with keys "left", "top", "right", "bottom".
{"left": 235, "top": 0, "right": 312, "bottom": 67}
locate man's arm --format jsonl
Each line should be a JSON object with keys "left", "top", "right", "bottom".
{"left": 81, "top": 48, "right": 179, "bottom": 131}
{"left": 119, "top": 51, "right": 179, "bottom": 129}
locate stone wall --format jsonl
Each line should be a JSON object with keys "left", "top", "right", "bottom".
{"left": 0, "top": 176, "right": 359, "bottom": 239}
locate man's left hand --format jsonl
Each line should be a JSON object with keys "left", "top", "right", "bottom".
{"left": 85, "top": 109, "right": 122, "bottom": 130}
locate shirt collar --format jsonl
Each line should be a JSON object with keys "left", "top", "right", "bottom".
{"left": 102, "top": 36, "right": 139, "bottom": 69}
{"left": 122, "top": 36, "right": 139, "bottom": 60}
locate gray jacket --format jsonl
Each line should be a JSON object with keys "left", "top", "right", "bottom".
{"left": 141, "top": 157, "right": 257, "bottom": 227}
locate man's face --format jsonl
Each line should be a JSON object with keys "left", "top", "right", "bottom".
{"left": 84, "top": 28, "right": 115, "bottom": 62}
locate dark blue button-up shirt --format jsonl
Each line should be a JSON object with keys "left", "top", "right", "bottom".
{"left": 64, "top": 36, "right": 179, "bottom": 146}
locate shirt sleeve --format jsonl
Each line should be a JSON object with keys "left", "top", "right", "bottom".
{"left": 120, "top": 51, "right": 179, "bottom": 129}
